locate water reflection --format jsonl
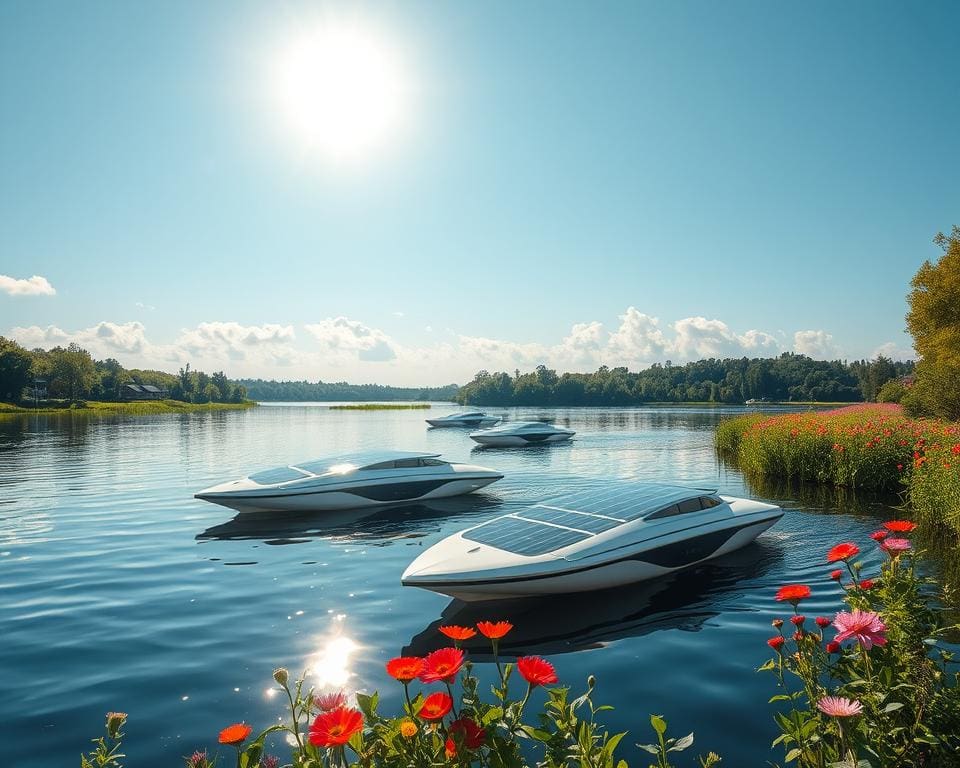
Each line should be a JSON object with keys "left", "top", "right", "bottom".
{"left": 404, "top": 539, "right": 783, "bottom": 659}
{"left": 196, "top": 495, "right": 506, "bottom": 545}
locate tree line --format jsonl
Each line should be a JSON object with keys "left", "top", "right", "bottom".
{"left": 454, "top": 354, "right": 915, "bottom": 406}
{"left": 0, "top": 338, "right": 247, "bottom": 405}
{"left": 237, "top": 378, "right": 459, "bottom": 402}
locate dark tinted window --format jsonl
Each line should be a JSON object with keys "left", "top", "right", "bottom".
{"left": 647, "top": 504, "right": 680, "bottom": 520}
{"left": 700, "top": 496, "right": 722, "bottom": 508}
{"left": 677, "top": 498, "right": 702, "bottom": 514}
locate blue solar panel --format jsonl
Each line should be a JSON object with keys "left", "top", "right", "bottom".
{"left": 516, "top": 506, "right": 621, "bottom": 534}
{"left": 463, "top": 516, "right": 590, "bottom": 556}
{"left": 249, "top": 466, "right": 308, "bottom": 485}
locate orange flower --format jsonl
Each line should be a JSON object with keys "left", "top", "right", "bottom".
{"left": 775, "top": 584, "right": 811, "bottom": 604}
{"left": 516, "top": 656, "right": 558, "bottom": 687}
{"left": 309, "top": 707, "right": 363, "bottom": 747}
{"left": 439, "top": 625, "right": 476, "bottom": 641}
{"left": 386, "top": 657, "right": 423, "bottom": 682}
{"left": 477, "top": 621, "right": 513, "bottom": 639}
{"left": 883, "top": 520, "right": 916, "bottom": 533}
{"left": 419, "top": 647, "right": 465, "bottom": 684}
{"left": 218, "top": 723, "right": 252, "bottom": 746}
{"left": 400, "top": 720, "right": 417, "bottom": 738}
{"left": 418, "top": 691, "right": 453, "bottom": 721}
{"left": 826, "top": 543, "right": 859, "bottom": 563}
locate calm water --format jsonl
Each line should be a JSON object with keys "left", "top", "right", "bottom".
{"left": 1, "top": 404, "right": 903, "bottom": 766}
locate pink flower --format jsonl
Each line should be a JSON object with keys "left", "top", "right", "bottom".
{"left": 314, "top": 690, "right": 348, "bottom": 712}
{"left": 833, "top": 610, "right": 888, "bottom": 650}
{"left": 881, "top": 538, "right": 911, "bottom": 557}
{"left": 817, "top": 696, "right": 863, "bottom": 717}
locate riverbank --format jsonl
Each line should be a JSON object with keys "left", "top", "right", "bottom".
{"left": 0, "top": 399, "right": 257, "bottom": 416}
{"left": 716, "top": 403, "right": 960, "bottom": 536}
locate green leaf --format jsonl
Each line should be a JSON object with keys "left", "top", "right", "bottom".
{"left": 637, "top": 744, "right": 659, "bottom": 755}
{"left": 786, "top": 747, "right": 802, "bottom": 763}
{"left": 650, "top": 714, "right": 667, "bottom": 737}
{"left": 882, "top": 702, "right": 904, "bottom": 713}
{"left": 669, "top": 733, "right": 694, "bottom": 752}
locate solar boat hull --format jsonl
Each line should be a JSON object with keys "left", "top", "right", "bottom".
{"left": 402, "top": 484, "right": 783, "bottom": 600}
{"left": 470, "top": 429, "right": 575, "bottom": 447}
{"left": 195, "top": 451, "right": 503, "bottom": 514}
{"left": 426, "top": 412, "right": 499, "bottom": 428}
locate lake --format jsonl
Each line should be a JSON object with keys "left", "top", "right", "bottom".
{"left": 0, "top": 403, "right": 904, "bottom": 766}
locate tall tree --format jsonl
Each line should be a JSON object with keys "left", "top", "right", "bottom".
{"left": 0, "top": 336, "right": 33, "bottom": 402}
{"left": 48, "top": 343, "right": 96, "bottom": 400}
{"left": 905, "top": 226, "right": 960, "bottom": 418}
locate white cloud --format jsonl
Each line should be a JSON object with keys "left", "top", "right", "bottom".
{"left": 793, "top": 330, "right": 839, "bottom": 359}
{"left": 176, "top": 322, "right": 297, "bottom": 363}
{"left": 0, "top": 274, "right": 56, "bottom": 297}
{"left": 606, "top": 308, "right": 668, "bottom": 363}
{"left": 304, "top": 316, "right": 397, "bottom": 362}
{"left": 872, "top": 341, "right": 916, "bottom": 361}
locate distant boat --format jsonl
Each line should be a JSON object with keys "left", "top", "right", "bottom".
{"left": 402, "top": 482, "right": 783, "bottom": 600}
{"left": 195, "top": 451, "right": 503, "bottom": 513}
{"left": 745, "top": 398, "right": 770, "bottom": 405}
{"left": 469, "top": 421, "right": 574, "bottom": 447}
{"left": 425, "top": 411, "right": 500, "bottom": 428}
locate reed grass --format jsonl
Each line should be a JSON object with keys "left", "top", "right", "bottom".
{"left": 0, "top": 399, "right": 256, "bottom": 416}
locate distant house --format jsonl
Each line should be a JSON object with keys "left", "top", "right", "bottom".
{"left": 119, "top": 383, "right": 167, "bottom": 400}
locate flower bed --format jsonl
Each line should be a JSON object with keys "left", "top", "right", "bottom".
{"left": 715, "top": 404, "right": 960, "bottom": 536}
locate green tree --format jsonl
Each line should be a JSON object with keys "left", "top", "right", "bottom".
{"left": 0, "top": 336, "right": 33, "bottom": 402}
{"left": 905, "top": 225, "right": 960, "bottom": 418}
{"left": 48, "top": 343, "right": 96, "bottom": 400}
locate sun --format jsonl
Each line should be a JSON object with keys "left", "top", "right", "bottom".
{"left": 271, "top": 19, "right": 409, "bottom": 163}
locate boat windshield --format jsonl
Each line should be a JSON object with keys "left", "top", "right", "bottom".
{"left": 249, "top": 466, "right": 310, "bottom": 485}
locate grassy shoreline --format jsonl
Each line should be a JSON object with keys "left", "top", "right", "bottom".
{"left": 329, "top": 403, "right": 431, "bottom": 410}
{"left": 715, "top": 403, "right": 960, "bottom": 536}
{"left": 0, "top": 399, "right": 257, "bottom": 416}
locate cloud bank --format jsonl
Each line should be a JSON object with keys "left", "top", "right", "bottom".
{"left": 5, "top": 307, "right": 913, "bottom": 385}
{"left": 0, "top": 274, "right": 56, "bottom": 297}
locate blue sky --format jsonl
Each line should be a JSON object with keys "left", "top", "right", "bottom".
{"left": 1, "top": 1, "right": 957, "bottom": 384}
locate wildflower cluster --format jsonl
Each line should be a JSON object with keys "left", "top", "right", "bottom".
{"left": 84, "top": 620, "right": 716, "bottom": 768}
{"left": 763, "top": 520, "right": 960, "bottom": 767}
{"left": 716, "top": 404, "right": 960, "bottom": 536}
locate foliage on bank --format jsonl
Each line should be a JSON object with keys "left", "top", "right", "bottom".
{"left": 0, "top": 398, "right": 255, "bottom": 416}
{"left": 238, "top": 379, "right": 458, "bottom": 403}
{"left": 330, "top": 404, "right": 431, "bottom": 410}
{"left": 715, "top": 404, "right": 960, "bottom": 536}
{"left": 456, "top": 355, "right": 912, "bottom": 407}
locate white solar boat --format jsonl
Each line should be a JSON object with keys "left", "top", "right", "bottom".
{"left": 402, "top": 482, "right": 783, "bottom": 600}
{"left": 470, "top": 421, "right": 575, "bottom": 447}
{"left": 426, "top": 411, "right": 500, "bottom": 428}
{"left": 195, "top": 451, "right": 503, "bottom": 514}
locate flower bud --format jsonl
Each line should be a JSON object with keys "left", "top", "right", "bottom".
{"left": 772, "top": 618, "right": 783, "bottom": 628}
{"left": 587, "top": 675, "right": 596, "bottom": 690}
{"left": 790, "top": 615, "right": 805, "bottom": 626}
{"left": 105, "top": 712, "right": 127, "bottom": 739}
{"left": 815, "top": 616, "right": 831, "bottom": 629}
{"left": 273, "top": 667, "right": 289, "bottom": 686}
{"left": 826, "top": 641, "right": 841, "bottom": 654}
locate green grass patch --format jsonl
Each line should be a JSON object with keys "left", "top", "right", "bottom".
{"left": 329, "top": 403, "right": 431, "bottom": 410}
{"left": 0, "top": 399, "right": 256, "bottom": 416}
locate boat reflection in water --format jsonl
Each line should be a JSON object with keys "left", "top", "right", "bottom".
{"left": 195, "top": 494, "right": 505, "bottom": 545}
{"left": 404, "top": 538, "right": 783, "bottom": 659}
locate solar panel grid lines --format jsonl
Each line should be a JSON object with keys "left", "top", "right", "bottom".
{"left": 462, "top": 515, "right": 590, "bottom": 556}
{"left": 515, "top": 506, "right": 621, "bottom": 534}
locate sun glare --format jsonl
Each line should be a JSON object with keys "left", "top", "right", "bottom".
{"left": 271, "top": 20, "right": 409, "bottom": 163}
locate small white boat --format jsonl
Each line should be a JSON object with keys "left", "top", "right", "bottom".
{"left": 470, "top": 421, "right": 574, "bottom": 447}
{"left": 426, "top": 411, "right": 500, "bottom": 428}
{"left": 402, "top": 482, "right": 783, "bottom": 600}
{"left": 195, "top": 451, "right": 503, "bottom": 514}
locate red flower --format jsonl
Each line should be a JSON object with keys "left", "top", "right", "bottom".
{"left": 775, "top": 584, "right": 811, "bottom": 604}
{"left": 219, "top": 723, "right": 252, "bottom": 745}
{"left": 419, "top": 648, "right": 465, "bottom": 684}
{"left": 386, "top": 657, "right": 423, "bottom": 683}
{"left": 517, "top": 656, "right": 559, "bottom": 687}
{"left": 883, "top": 520, "right": 916, "bottom": 533}
{"left": 830, "top": 570, "right": 842, "bottom": 580}
{"left": 449, "top": 717, "right": 486, "bottom": 749}
{"left": 792, "top": 630, "right": 804, "bottom": 642}
{"left": 826, "top": 641, "right": 841, "bottom": 654}
{"left": 418, "top": 691, "right": 453, "bottom": 721}
{"left": 439, "top": 625, "right": 476, "bottom": 641}
{"left": 790, "top": 615, "right": 805, "bottom": 626}
{"left": 827, "top": 543, "right": 859, "bottom": 563}
{"left": 767, "top": 636, "right": 786, "bottom": 651}
{"left": 309, "top": 707, "right": 363, "bottom": 747}
{"left": 869, "top": 530, "right": 889, "bottom": 541}
{"left": 476, "top": 620, "right": 513, "bottom": 639}
{"left": 859, "top": 579, "right": 874, "bottom": 590}
{"left": 445, "top": 738, "right": 457, "bottom": 759}
{"left": 815, "top": 616, "right": 831, "bottom": 628}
